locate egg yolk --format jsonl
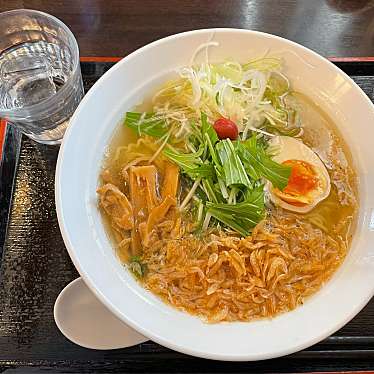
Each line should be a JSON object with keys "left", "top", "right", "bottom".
{"left": 273, "top": 160, "right": 319, "bottom": 207}
{"left": 283, "top": 160, "right": 318, "bottom": 196}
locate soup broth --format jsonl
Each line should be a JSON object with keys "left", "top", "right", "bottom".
{"left": 97, "top": 58, "right": 357, "bottom": 322}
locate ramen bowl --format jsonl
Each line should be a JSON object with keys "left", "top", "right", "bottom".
{"left": 55, "top": 29, "right": 374, "bottom": 361}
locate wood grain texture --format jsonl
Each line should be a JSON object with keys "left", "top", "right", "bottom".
{"left": 0, "top": 0, "right": 374, "bottom": 57}
{"left": 0, "top": 62, "right": 374, "bottom": 372}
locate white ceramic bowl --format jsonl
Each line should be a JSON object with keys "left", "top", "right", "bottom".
{"left": 55, "top": 29, "right": 374, "bottom": 361}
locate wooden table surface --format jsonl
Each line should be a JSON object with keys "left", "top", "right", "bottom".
{"left": 1, "top": 0, "right": 374, "bottom": 58}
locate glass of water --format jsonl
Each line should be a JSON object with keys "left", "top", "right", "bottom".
{"left": 0, "top": 9, "right": 84, "bottom": 144}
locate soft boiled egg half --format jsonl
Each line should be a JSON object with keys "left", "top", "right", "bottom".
{"left": 266, "top": 136, "right": 331, "bottom": 213}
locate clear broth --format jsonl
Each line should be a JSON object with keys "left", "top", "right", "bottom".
{"left": 98, "top": 91, "right": 358, "bottom": 321}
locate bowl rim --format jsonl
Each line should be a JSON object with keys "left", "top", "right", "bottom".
{"left": 55, "top": 28, "right": 374, "bottom": 361}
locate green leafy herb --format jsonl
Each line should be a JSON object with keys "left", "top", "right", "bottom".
{"left": 243, "top": 183, "right": 265, "bottom": 210}
{"left": 200, "top": 113, "right": 220, "bottom": 166}
{"left": 238, "top": 136, "right": 291, "bottom": 190}
{"left": 207, "top": 185, "right": 265, "bottom": 236}
{"left": 216, "top": 139, "right": 252, "bottom": 188}
{"left": 124, "top": 112, "right": 168, "bottom": 138}
{"left": 201, "top": 112, "right": 219, "bottom": 145}
{"left": 164, "top": 114, "right": 289, "bottom": 236}
{"left": 129, "top": 256, "right": 147, "bottom": 278}
{"left": 163, "top": 146, "right": 214, "bottom": 179}
{"left": 201, "top": 178, "right": 220, "bottom": 203}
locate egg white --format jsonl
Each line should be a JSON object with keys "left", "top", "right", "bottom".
{"left": 265, "top": 136, "right": 331, "bottom": 213}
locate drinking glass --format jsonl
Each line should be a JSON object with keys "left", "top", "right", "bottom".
{"left": 0, "top": 9, "right": 84, "bottom": 144}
